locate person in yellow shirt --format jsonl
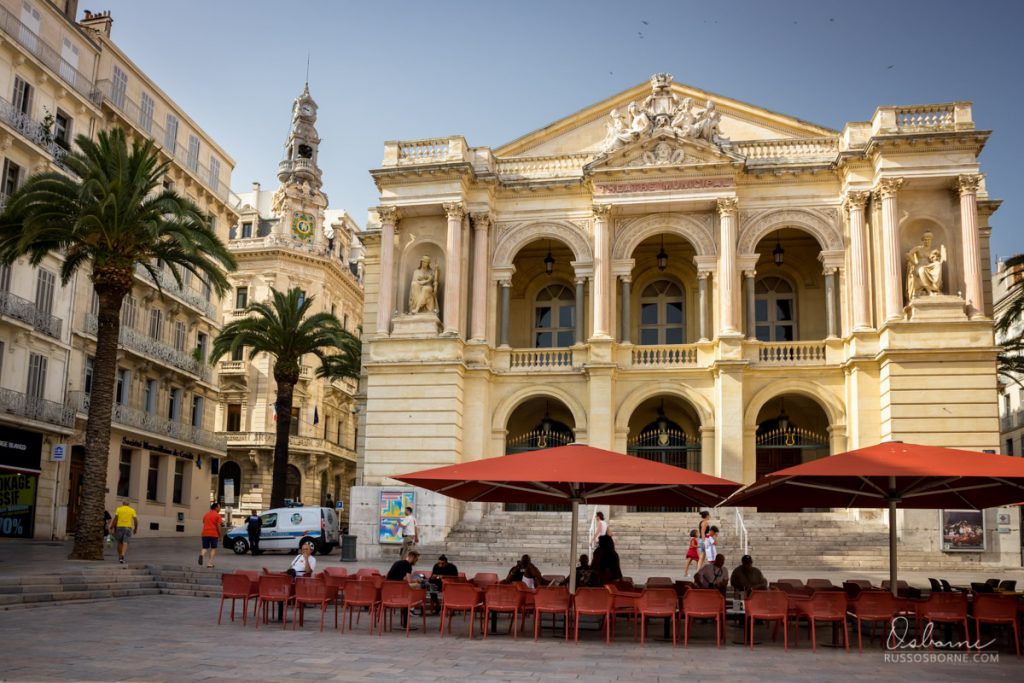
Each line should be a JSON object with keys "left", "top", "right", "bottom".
{"left": 110, "top": 500, "right": 138, "bottom": 564}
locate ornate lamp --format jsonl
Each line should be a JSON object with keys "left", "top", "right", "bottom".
{"left": 656, "top": 234, "right": 668, "bottom": 271}
{"left": 772, "top": 231, "right": 785, "bottom": 267}
{"left": 776, "top": 398, "right": 790, "bottom": 433}
{"left": 540, "top": 401, "right": 553, "bottom": 434}
{"left": 544, "top": 240, "right": 555, "bottom": 275}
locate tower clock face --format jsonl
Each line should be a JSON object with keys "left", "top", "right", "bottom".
{"left": 300, "top": 104, "right": 313, "bottom": 116}
{"left": 292, "top": 211, "right": 315, "bottom": 241}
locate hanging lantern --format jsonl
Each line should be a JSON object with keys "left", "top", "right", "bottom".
{"left": 544, "top": 240, "right": 555, "bottom": 275}
{"left": 656, "top": 234, "right": 668, "bottom": 271}
{"left": 772, "top": 231, "right": 785, "bottom": 267}
{"left": 777, "top": 398, "right": 790, "bottom": 433}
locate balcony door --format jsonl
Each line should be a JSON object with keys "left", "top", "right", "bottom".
{"left": 533, "top": 284, "right": 575, "bottom": 348}
{"left": 639, "top": 279, "right": 684, "bottom": 345}
{"left": 755, "top": 276, "right": 796, "bottom": 342}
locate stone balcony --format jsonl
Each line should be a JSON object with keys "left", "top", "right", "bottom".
{"left": 83, "top": 313, "right": 210, "bottom": 382}
{"left": 134, "top": 264, "right": 218, "bottom": 320}
{"left": 0, "top": 290, "right": 62, "bottom": 339}
{"left": 0, "top": 387, "right": 75, "bottom": 429}
{"left": 222, "top": 430, "right": 355, "bottom": 462}
{"left": 69, "top": 391, "right": 225, "bottom": 452}
{"left": 0, "top": 5, "right": 96, "bottom": 101}
{"left": 217, "top": 359, "right": 247, "bottom": 376}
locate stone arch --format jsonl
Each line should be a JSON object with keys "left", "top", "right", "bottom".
{"left": 737, "top": 207, "right": 843, "bottom": 254}
{"left": 612, "top": 213, "right": 717, "bottom": 260}
{"left": 615, "top": 382, "right": 715, "bottom": 434}
{"left": 491, "top": 384, "right": 589, "bottom": 436}
{"left": 743, "top": 378, "right": 845, "bottom": 432}
{"left": 492, "top": 220, "right": 593, "bottom": 268}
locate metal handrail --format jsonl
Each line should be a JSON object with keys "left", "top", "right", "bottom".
{"left": 735, "top": 508, "right": 749, "bottom": 557}
{"left": 0, "top": 289, "right": 62, "bottom": 338}
{"left": 0, "top": 5, "right": 96, "bottom": 100}
{"left": 0, "top": 96, "right": 70, "bottom": 168}
{"left": 0, "top": 386, "right": 74, "bottom": 427}
{"left": 69, "top": 390, "right": 224, "bottom": 450}
{"left": 84, "top": 313, "right": 209, "bottom": 380}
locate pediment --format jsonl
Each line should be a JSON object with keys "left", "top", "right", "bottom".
{"left": 584, "top": 131, "right": 741, "bottom": 174}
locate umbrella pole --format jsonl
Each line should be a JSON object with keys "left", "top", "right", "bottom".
{"left": 569, "top": 499, "right": 579, "bottom": 594}
{"left": 888, "top": 498, "right": 898, "bottom": 597}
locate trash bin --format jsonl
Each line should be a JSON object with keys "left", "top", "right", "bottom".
{"left": 340, "top": 534, "right": 357, "bottom": 562}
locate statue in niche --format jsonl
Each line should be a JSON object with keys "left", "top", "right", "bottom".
{"left": 408, "top": 255, "right": 440, "bottom": 315}
{"left": 905, "top": 231, "right": 947, "bottom": 300}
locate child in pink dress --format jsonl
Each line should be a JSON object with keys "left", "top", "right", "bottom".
{"left": 684, "top": 529, "right": 700, "bottom": 577}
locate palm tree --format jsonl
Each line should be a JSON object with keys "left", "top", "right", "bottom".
{"left": 210, "top": 287, "right": 360, "bottom": 508}
{"left": 0, "top": 129, "right": 236, "bottom": 560}
{"left": 997, "top": 253, "right": 1024, "bottom": 382}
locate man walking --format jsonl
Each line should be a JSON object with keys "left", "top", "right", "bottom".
{"left": 246, "top": 511, "right": 262, "bottom": 555}
{"left": 200, "top": 503, "right": 223, "bottom": 568}
{"left": 110, "top": 499, "right": 137, "bottom": 564}
{"left": 398, "top": 506, "right": 418, "bottom": 558}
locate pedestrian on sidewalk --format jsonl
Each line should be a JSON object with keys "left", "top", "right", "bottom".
{"left": 589, "top": 510, "right": 608, "bottom": 553}
{"left": 200, "top": 503, "right": 223, "bottom": 568}
{"left": 111, "top": 500, "right": 137, "bottom": 564}
{"left": 246, "top": 512, "right": 262, "bottom": 555}
{"left": 684, "top": 529, "right": 700, "bottom": 577}
{"left": 704, "top": 526, "right": 719, "bottom": 564}
{"left": 398, "top": 506, "right": 418, "bottom": 558}
{"left": 696, "top": 510, "right": 711, "bottom": 569}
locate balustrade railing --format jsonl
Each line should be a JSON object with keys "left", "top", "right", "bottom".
{"left": 134, "top": 263, "right": 217, "bottom": 319}
{"left": 735, "top": 137, "right": 840, "bottom": 162}
{"left": 757, "top": 341, "right": 828, "bottom": 365}
{"left": 0, "top": 387, "right": 74, "bottom": 427}
{"left": 894, "top": 105, "right": 955, "bottom": 131}
{"left": 221, "top": 431, "right": 354, "bottom": 459}
{"left": 84, "top": 313, "right": 209, "bottom": 380}
{"left": 70, "top": 391, "right": 224, "bottom": 450}
{"left": 0, "top": 5, "right": 96, "bottom": 100}
{"left": 228, "top": 233, "right": 328, "bottom": 257}
{"left": 298, "top": 365, "right": 315, "bottom": 381}
{"left": 630, "top": 344, "right": 698, "bottom": 368}
{"left": 0, "top": 290, "right": 62, "bottom": 339}
{"left": 496, "top": 153, "right": 593, "bottom": 179}
{"left": 397, "top": 138, "right": 451, "bottom": 164}
{"left": 217, "top": 360, "right": 246, "bottom": 374}
{"left": 508, "top": 348, "right": 575, "bottom": 370}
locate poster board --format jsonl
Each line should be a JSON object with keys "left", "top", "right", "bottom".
{"left": 379, "top": 491, "right": 415, "bottom": 544}
{"left": 0, "top": 473, "right": 37, "bottom": 538}
{"left": 940, "top": 509, "right": 985, "bottom": 551}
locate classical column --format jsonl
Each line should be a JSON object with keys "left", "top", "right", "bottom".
{"left": 620, "top": 276, "right": 632, "bottom": 343}
{"left": 498, "top": 279, "right": 511, "bottom": 347}
{"left": 957, "top": 174, "right": 984, "bottom": 318}
{"left": 717, "top": 198, "right": 739, "bottom": 335}
{"left": 697, "top": 271, "right": 710, "bottom": 341}
{"left": 877, "top": 177, "right": 904, "bottom": 321}
{"left": 823, "top": 267, "right": 837, "bottom": 338}
{"left": 575, "top": 276, "right": 586, "bottom": 344}
{"left": 844, "top": 191, "right": 872, "bottom": 330}
{"left": 469, "top": 212, "right": 491, "bottom": 341}
{"left": 591, "top": 204, "right": 612, "bottom": 339}
{"left": 442, "top": 202, "right": 465, "bottom": 335}
{"left": 375, "top": 206, "right": 400, "bottom": 335}
{"left": 743, "top": 269, "right": 756, "bottom": 340}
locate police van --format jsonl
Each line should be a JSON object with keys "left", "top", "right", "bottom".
{"left": 225, "top": 506, "right": 340, "bottom": 555}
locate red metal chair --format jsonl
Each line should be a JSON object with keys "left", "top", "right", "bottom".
{"left": 218, "top": 573, "right": 258, "bottom": 625}
{"left": 484, "top": 584, "right": 525, "bottom": 639}
{"left": 532, "top": 586, "right": 571, "bottom": 641}
{"left": 971, "top": 594, "right": 1020, "bottom": 657}
{"left": 605, "top": 584, "right": 641, "bottom": 640}
{"left": 806, "top": 579, "right": 838, "bottom": 592}
{"left": 472, "top": 572, "right": 499, "bottom": 588}
{"left": 574, "top": 588, "right": 613, "bottom": 644}
{"left": 233, "top": 570, "right": 261, "bottom": 620}
{"left": 322, "top": 574, "right": 348, "bottom": 626}
{"left": 255, "top": 575, "right": 294, "bottom": 630}
{"left": 796, "top": 591, "right": 849, "bottom": 652}
{"left": 292, "top": 577, "right": 332, "bottom": 631}
{"left": 440, "top": 582, "right": 485, "bottom": 639}
{"left": 682, "top": 589, "right": 725, "bottom": 647}
{"left": 378, "top": 581, "right": 426, "bottom": 637}
{"left": 847, "top": 590, "right": 896, "bottom": 652}
{"left": 322, "top": 567, "right": 348, "bottom": 578}
{"left": 637, "top": 588, "right": 678, "bottom": 646}
{"left": 514, "top": 582, "right": 536, "bottom": 633}
{"left": 645, "top": 577, "right": 674, "bottom": 588}
{"left": 340, "top": 578, "right": 380, "bottom": 634}
{"left": 355, "top": 567, "right": 380, "bottom": 577}
{"left": 918, "top": 592, "right": 969, "bottom": 651}
{"left": 744, "top": 590, "right": 788, "bottom": 651}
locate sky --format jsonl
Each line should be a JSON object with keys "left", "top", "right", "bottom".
{"left": 97, "top": 0, "right": 1024, "bottom": 262}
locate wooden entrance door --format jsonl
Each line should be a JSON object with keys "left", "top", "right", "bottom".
{"left": 65, "top": 446, "right": 85, "bottom": 533}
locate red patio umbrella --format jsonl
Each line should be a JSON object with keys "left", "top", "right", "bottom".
{"left": 394, "top": 443, "right": 741, "bottom": 591}
{"left": 721, "top": 441, "right": 1024, "bottom": 594}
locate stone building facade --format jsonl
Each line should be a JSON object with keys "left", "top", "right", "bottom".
{"left": 0, "top": 1, "right": 238, "bottom": 539}
{"left": 214, "top": 85, "right": 363, "bottom": 529}
{"left": 352, "top": 74, "right": 1017, "bottom": 568}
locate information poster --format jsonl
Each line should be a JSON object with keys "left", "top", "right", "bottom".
{"left": 0, "top": 473, "right": 37, "bottom": 539}
{"left": 378, "top": 491, "right": 415, "bottom": 544}
{"left": 940, "top": 509, "right": 985, "bottom": 551}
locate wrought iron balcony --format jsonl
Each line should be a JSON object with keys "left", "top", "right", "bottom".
{"left": 134, "top": 263, "right": 218, "bottom": 319}
{"left": 0, "top": 96, "right": 70, "bottom": 168}
{"left": 0, "top": 387, "right": 74, "bottom": 428}
{"left": 0, "top": 290, "right": 62, "bottom": 339}
{"left": 84, "top": 313, "right": 210, "bottom": 381}
{"left": 70, "top": 391, "right": 225, "bottom": 451}
{"left": 222, "top": 431, "right": 354, "bottom": 460}
{"left": 0, "top": 4, "right": 96, "bottom": 101}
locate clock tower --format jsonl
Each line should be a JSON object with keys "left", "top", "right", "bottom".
{"left": 272, "top": 83, "right": 328, "bottom": 243}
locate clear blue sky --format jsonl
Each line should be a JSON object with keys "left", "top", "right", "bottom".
{"left": 100, "top": 0, "right": 1023, "bottom": 261}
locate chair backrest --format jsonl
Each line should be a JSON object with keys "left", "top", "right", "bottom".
{"left": 258, "top": 574, "right": 293, "bottom": 598}
{"left": 842, "top": 581, "right": 863, "bottom": 599}
{"left": 442, "top": 576, "right": 468, "bottom": 586}
{"left": 344, "top": 579, "right": 378, "bottom": 603}
{"left": 846, "top": 579, "right": 873, "bottom": 589}
{"left": 573, "top": 587, "right": 612, "bottom": 612}
{"left": 295, "top": 577, "right": 327, "bottom": 601}
{"left": 235, "top": 569, "right": 259, "bottom": 580}
{"left": 939, "top": 579, "right": 953, "bottom": 592}
{"left": 381, "top": 580, "right": 411, "bottom": 604}
{"left": 542, "top": 574, "right": 565, "bottom": 585}
{"left": 355, "top": 567, "right": 380, "bottom": 577}
{"left": 777, "top": 578, "right": 805, "bottom": 589}
{"left": 443, "top": 582, "right": 481, "bottom": 608}
{"left": 222, "top": 573, "right": 252, "bottom": 595}
{"left": 808, "top": 590, "right": 847, "bottom": 618}
{"left": 473, "top": 572, "right": 499, "bottom": 587}
{"left": 927, "top": 578, "right": 942, "bottom": 593}
{"left": 970, "top": 582, "right": 995, "bottom": 594}
{"left": 985, "top": 578, "right": 1000, "bottom": 587}
{"left": 534, "top": 586, "right": 570, "bottom": 611}
{"left": 998, "top": 580, "right": 1017, "bottom": 591}
{"left": 610, "top": 579, "right": 634, "bottom": 591}
{"left": 852, "top": 590, "right": 895, "bottom": 617}
{"left": 645, "top": 576, "right": 673, "bottom": 588}
{"left": 806, "top": 579, "right": 836, "bottom": 591}
{"left": 745, "top": 589, "right": 788, "bottom": 616}
{"left": 924, "top": 592, "right": 968, "bottom": 617}
{"left": 485, "top": 584, "right": 522, "bottom": 609}
{"left": 638, "top": 588, "right": 677, "bottom": 613}
{"left": 973, "top": 594, "right": 1017, "bottom": 621}
{"left": 683, "top": 588, "right": 724, "bottom": 615}
{"left": 366, "top": 575, "right": 385, "bottom": 590}
{"left": 323, "top": 574, "right": 348, "bottom": 591}
{"left": 322, "top": 567, "right": 348, "bottom": 578}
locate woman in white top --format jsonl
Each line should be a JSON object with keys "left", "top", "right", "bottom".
{"left": 589, "top": 511, "right": 609, "bottom": 553}
{"left": 289, "top": 542, "right": 317, "bottom": 577}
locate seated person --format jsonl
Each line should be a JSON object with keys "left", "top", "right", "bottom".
{"left": 591, "top": 534, "right": 623, "bottom": 586}
{"left": 427, "top": 554, "right": 458, "bottom": 614}
{"left": 575, "top": 554, "right": 594, "bottom": 588}
{"left": 694, "top": 554, "right": 728, "bottom": 593}
{"left": 287, "top": 542, "right": 317, "bottom": 578}
{"left": 729, "top": 554, "right": 768, "bottom": 597}
{"left": 504, "top": 554, "right": 546, "bottom": 587}
{"left": 386, "top": 550, "right": 421, "bottom": 628}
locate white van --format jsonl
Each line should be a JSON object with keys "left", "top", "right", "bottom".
{"left": 226, "top": 506, "right": 340, "bottom": 555}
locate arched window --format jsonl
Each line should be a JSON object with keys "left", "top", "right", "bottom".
{"left": 285, "top": 465, "right": 301, "bottom": 504}
{"left": 755, "top": 276, "right": 795, "bottom": 341}
{"left": 639, "top": 279, "right": 685, "bottom": 345}
{"left": 533, "top": 284, "right": 575, "bottom": 348}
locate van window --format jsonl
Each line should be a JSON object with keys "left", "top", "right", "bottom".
{"left": 260, "top": 513, "right": 277, "bottom": 528}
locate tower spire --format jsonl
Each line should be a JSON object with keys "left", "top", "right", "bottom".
{"left": 276, "top": 82, "right": 322, "bottom": 190}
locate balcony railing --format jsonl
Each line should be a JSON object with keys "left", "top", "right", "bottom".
{"left": 134, "top": 263, "right": 218, "bottom": 319}
{"left": 70, "top": 391, "right": 225, "bottom": 451}
{"left": 228, "top": 233, "right": 329, "bottom": 257}
{"left": 0, "top": 387, "right": 74, "bottom": 428}
{"left": 217, "top": 360, "right": 246, "bottom": 375}
{"left": 91, "top": 80, "right": 231, "bottom": 202}
{"left": 0, "top": 96, "right": 70, "bottom": 168}
{"left": 381, "top": 137, "right": 470, "bottom": 167}
{"left": 756, "top": 341, "right": 828, "bottom": 365}
{"left": 0, "top": 290, "right": 62, "bottom": 339}
{"left": 298, "top": 365, "right": 314, "bottom": 381}
{"left": 1000, "top": 409, "right": 1024, "bottom": 432}
{"left": 222, "top": 431, "right": 355, "bottom": 460}
{"left": 0, "top": 4, "right": 96, "bottom": 100}
{"left": 84, "top": 313, "right": 210, "bottom": 381}
{"left": 630, "top": 344, "right": 699, "bottom": 368}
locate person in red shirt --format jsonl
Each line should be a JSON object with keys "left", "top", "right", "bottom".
{"left": 200, "top": 503, "right": 223, "bottom": 568}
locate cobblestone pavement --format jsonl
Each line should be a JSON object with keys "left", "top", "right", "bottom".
{"left": 0, "top": 595, "right": 1020, "bottom": 682}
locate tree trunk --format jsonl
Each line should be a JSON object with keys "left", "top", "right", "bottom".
{"left": 270, "top": 381, "right": 296, "bottom": 509}
{"left": 69, "top": 288, "right": 125, "bottom": 560}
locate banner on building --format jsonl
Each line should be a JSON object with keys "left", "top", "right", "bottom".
{"left": 0, "top": 428, "right": 43, "bottom": 473}
{"left": 0, "top": 473, "right": 37, "bottom": 539}
{"left": 378, "top": 491, "right": 415, "bottom": 544}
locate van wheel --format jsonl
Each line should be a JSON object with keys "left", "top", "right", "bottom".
{"left": 299, "top": 536, "right": 318, "bottom": 555}
{"left": 231, "top": 538, "right": 249, "bottom": 555}
{"left": 317, "top": 541, "right": 333, "bottom": 555}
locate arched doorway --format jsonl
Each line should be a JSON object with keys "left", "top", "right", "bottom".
{"left": 505, "top": 238, "right": 580, "bottom": 348}
{"left": 755, "top": 394, "right": 830, "bottom": 509}
{"left": 285, "top": 465, "right": 301, "bottom": 504}
{"left": 751, "top": 227, "right": 830, "bottom": 340}
{"left": 626, "top": 395, "right": 702, "bottom": 513}
{"left": 218, "top": 461, "right": 242, "bottom": 506}
{"left": 504, "top": 396, "right": 575, "bottom": 511}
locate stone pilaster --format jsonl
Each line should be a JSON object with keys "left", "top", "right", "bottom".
{"left": 957, "top": 174, "right": 984, "bottom": 319}
{"left": 876, "top": 178, "right": 904, "bottom": 321}
{"left": 844, "top": 191, "right": 872, "bottom": 330}
{"left": 591, "top": 204, "right": 612, "bottom": 339}
{"left": 375, "top": 206, "right": 400, "bottom": 335}
{"left": 469, "top": 212, "right": 491, "bottom": 341}
{"left": 717, "top": 198, "right": 740, "bottom": 335}
{"left": 442, "top": 202, "right": 465, "bottom": 335}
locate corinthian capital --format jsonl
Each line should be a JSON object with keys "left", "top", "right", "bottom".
{"left": 443, "top": 202, "right": 465, "bottom": 220}
{"left": 470, "top": 212, "right": 492, "bottom": 232}
{"left": 377, "top": 206, "right": 401, "bottom": 225}
{"left": 592, "top": 204, "right": 612, "bottom": 220}
{"left": 716, "top": 197, "right": 738, "bottom": 217}
{"left": 956, "top": 173, "right": 982, "bottom": 196}
{"left": 843, "top": 191, "right": 870, "bottom": 213}
{"left": 876, "top": 177, "right": 904, "bottom": 200}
